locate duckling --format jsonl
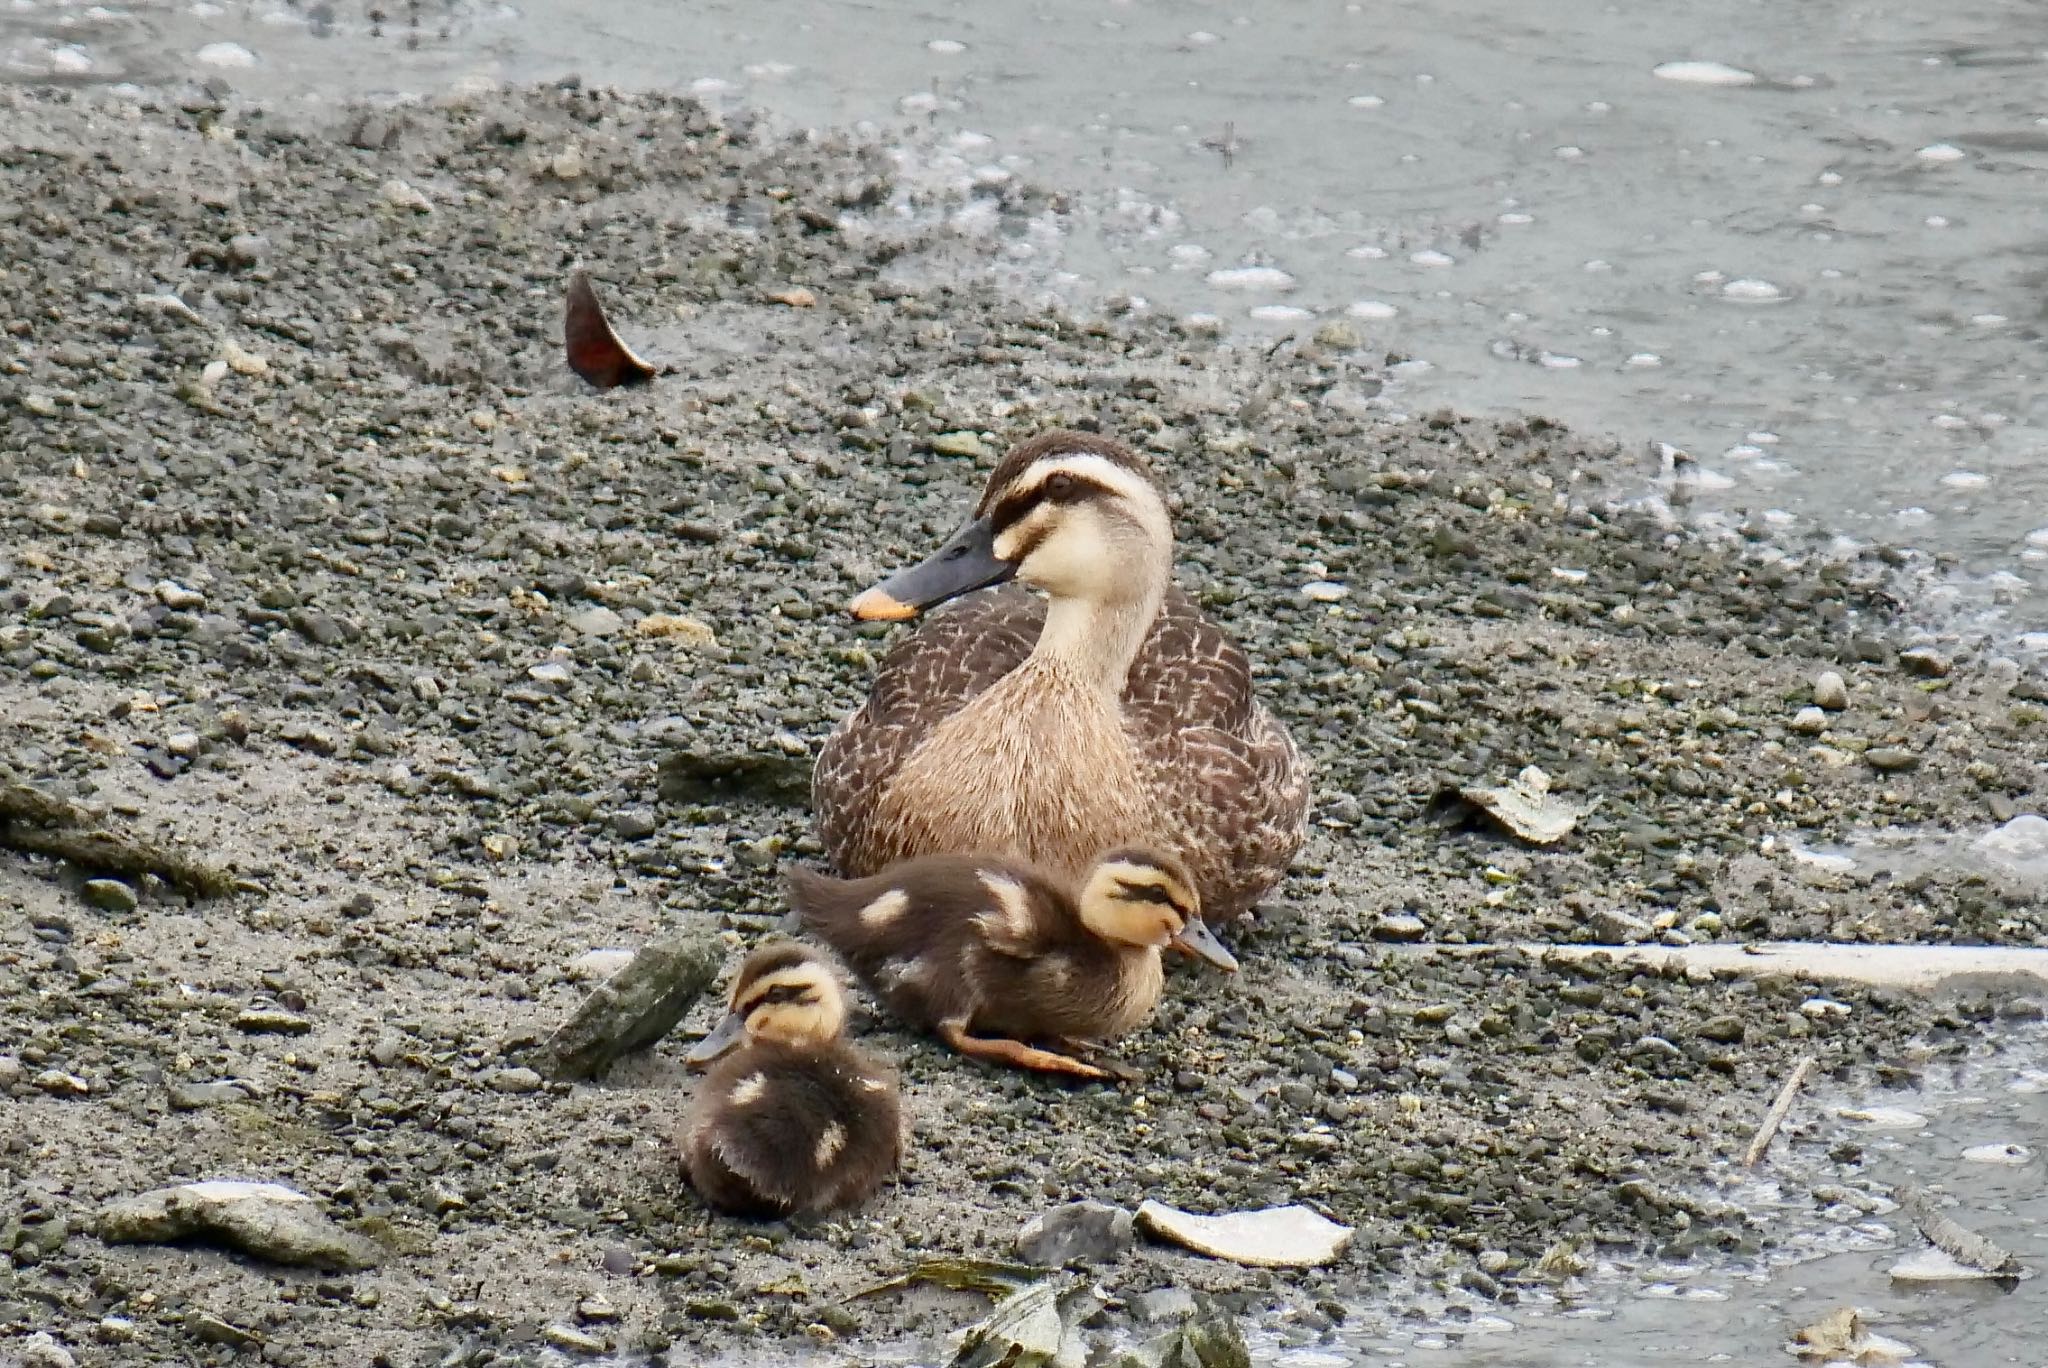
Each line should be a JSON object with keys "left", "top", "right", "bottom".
{"left": 680, "top": 941, "right": 902, "bottom": 1217}
{"left": 789, "top": 846, "right": 1236, "bottom": 1082}
{"left": 812, "top": 429, "right": 1310, "bottom": 952}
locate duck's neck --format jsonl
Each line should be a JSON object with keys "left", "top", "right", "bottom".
{"left": 1029, "top": 580, "right": 1165, "bottom": 695}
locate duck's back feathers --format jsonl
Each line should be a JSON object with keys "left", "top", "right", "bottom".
{"left": 683, "top": 1039, "right": 900, "bottom": 1216}
{"left": 812, "top": 584, "right": 1309, "bottom": 919}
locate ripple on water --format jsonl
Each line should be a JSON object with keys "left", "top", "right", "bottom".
{"left": 1346, "top": 93, "right": 1384, "bottom": 108}
{"left": 927, "top": 38, "right": 966, "bottom": 55}
{"left": 1940, "top": 471, "right": 1989, "bottom": 490}
{"left": 1207, "top": 265, "right": 1295, "bottom": 290}
{"left": 195, "top": 41, "right": 255, "bottom": 67}
{"left": 1346, "top": 300, "right": 1398, "bottom": 320}
{"left": 1409, "top": 248, "right": 1454, "bottom": 267}
{"left": 1652, "top": 60, "right": 1758, "bottom": 86}
{"left": 1719, "top": 277, "right": 1788, "bottom": 302}
{"left": 1916, "top": 142, "right": 1967, "bottom": 163}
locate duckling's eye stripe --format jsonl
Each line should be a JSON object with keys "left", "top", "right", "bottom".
{"left": 1114, "top": 878, "right": 1179, "bottom": 906}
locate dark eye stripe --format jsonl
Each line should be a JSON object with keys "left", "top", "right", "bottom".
{"left": 1115, "top": 879, "right": 1181, "bottom": 908}
{"left": 744, "top": 984, "right": 818, "bottom": 1012}
{"left": 988, "top": 474, "right": 1108, "bottom": 532}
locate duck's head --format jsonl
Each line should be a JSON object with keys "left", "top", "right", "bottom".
{"left": 686, "top": 941, "right": 848, "bottom": 1067}
{"left": 1077, "top": 847, "right": 1238, "bottom": 973}
{"left": 850, "top": 430, "right": 1172, "bottom": 620}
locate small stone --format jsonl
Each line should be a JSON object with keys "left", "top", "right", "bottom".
{"left": 931, "top": 431, "right": 991, "bottom": 459}
{"left": 99, "top": 1181, "right": 381, "bottom": 1270}
{"left": 1790, "top": 706, "right": 1828, "bottom": 734}
{"left": 81, "top": 879, "right": 140, "bottom": 913}
{"left": 13, "top": 1332, "right": 75, "bottom": 1368}
{"left": 600, "top": 1246, "right": 637, "bottom": 1276}
{"left": 155, "top": 580, "right": 206, "bottom": 610}
{"left": 1899, "top": 646, "right": 1951, "bottom": 678}
{"left": 23, "top": 391, "right": 61, "bottom": 417}
{"left": 36, "top": 1069, "right": 90, "bottom": 1096}
{"left": 168, "top": 1081, "right": 252, "bottom": 1110}
{"left": 226, "top": 232, "right": 271, "bottom": 267}
{"left": 1812, "top": 670, "right": 1850, "bottom": 710}
{"left": 542, "top": 1324, "right": 607, "bottom": 1354}
{"left": 577, "top": 1293, "right": 622, "bottom": 1323}
{"left": 550, "top": 146, "right": 586, "bottom": 180}
{"left": 1961, "top": 1143, "right": 2032, "bottom": 1165}
{"left": 1866, "top": 746, "right": 1920, "bottom": 772}
{"left": 766, "top": 286, "right": 817, "bottom": 308}
{"left": 223, "top": 339, "right": 268, "bottom": 376}
{"left": 1800, "top": 997, "right": 1851, "bottom": 1020}
{"left": 528, "top": 660, "right": 574, "bottom": 689}
{"left": 1590, "top": 908, "right": 1652, "bottom": 942}
{"left": 1015, "top": 1201, "right": 1135, "bottom": 1266}
{"left": 381, "top": 178, "right": 433, "bottom": 212}
{"left": 612, "top": 809, "right": 658, "bottom": 840}
{"left": 568, "top": 949, "right": 637, "bottom": 982}
{"left": 1372, "top": 912, "right": 1426, "bottom": 942}
{"left": 570, "top": 606, "right": 626, "bottom": 637}
{"left": 187, "top": 1312, "right": 261, "bottom": 1348}
{"left": 481, "top": 832, "right": 519, "bottom": 860}
{"left": 1312, "top": 320, "right": 1361, "bottom": 349}
{"left": 469, "top": 409, "right": 497, "bottom": 432}
{"left": 634, "top": 613, "right": 718, "bottom": 647}
{"left": 234, "top": 1008, "right": 312, "bottom": 1035}
{"left": 487, "top": 1066, "right": 545, "bottom": 1094}
{"left": 1130, "top": 1287, "right": 1199, "bottom": 1323}
{"left": 1300, "top": 580, "right": 1350, "bottom": 602}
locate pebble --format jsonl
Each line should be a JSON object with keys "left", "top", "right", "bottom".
{"left": 568, "top": 948, "right": 637, "bottom": 982}
{"left": 35, "top": 1069, "right": 89, "bottom": 1096}
{"left": 381, "top": 178, "right": 433, "bottom": 212}
{"left": 155, "top": 580, "right": 206, "bottom": 610}
{"left": 1131, "top": 1287, "right": 1199, "bottom": 1323}
{"left": 1300, "top": 580, "right": 1350, "bottom": 602}
{"left": 487, "top": 1066, "right": 545, "bottom": 1094}
{"left": 14, "top": 1333, "right": 75, "bottom": 1368}
{"left": 570, "top": 606, "right": 626, "bottom": 637}
{"left": 235, "top": 1008, "right": 312, "bottom": 1035}
{"left": 1865, "top": 747, "right": 1919, "bottom": 773}
{"left": 542, "top": 1324, "right": 608, "bottom": 1354}
{"left": 98, "top": 1180, "right": 382, "bottom": 1270}
{"left": 1960, "top": 1143, "right": 2032, "bottom": 1165}
{"left": 1016, "top": 1200, "right": 1134, "bottom": 1266}
{"left": 931, "top": 431, "right": 991, "bottom": 459}
{"left": 1898, "top": 646, "right": 1951, "bottom": 678}
{"left": 1812, "top": 670, "right": 1850, "bottom": 710}
{"left": 1372, "top": 912, "right": 1427, "bottom": 941}
{"left": 1790, "top": 706, "right": 1828, "bottom": 734}
{"left": 81, "top": 879, "right": 139, "bottom": 913}
{"left": 612, "top": 808, "right": 659, "bottom": 840}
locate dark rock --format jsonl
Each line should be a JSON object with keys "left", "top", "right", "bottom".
{"left": 1015, "top": 1200, "right": 1134, "bottom": 1266}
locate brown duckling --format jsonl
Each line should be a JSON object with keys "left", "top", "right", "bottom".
{"left": 680, "top": 941, "right": 902, "bottom": 1217}
{"left": 789, "top": 846, "right": 1236, "bottom": 1082}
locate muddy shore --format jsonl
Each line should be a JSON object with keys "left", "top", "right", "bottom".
{"left": 2, "top": 82, "right": 2045, "bottom": 1366}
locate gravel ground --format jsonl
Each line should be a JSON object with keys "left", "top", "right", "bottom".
{"left": 2, "top": 82, "right": 2045, "bottom": 1367}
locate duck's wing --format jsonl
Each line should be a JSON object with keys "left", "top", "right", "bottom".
{"left": 1124, "top": 589, "right": 1311, "bottom": 921}
{"left": 813, "top": 586, "right": 1043, "bottom": 876}
{"left": 700, "top": 1050, "right": 896, "bottom": 1211}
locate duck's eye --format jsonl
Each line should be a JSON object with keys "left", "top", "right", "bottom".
{"left": 1044, "top": 472, "right": 1076, "bottom": 500}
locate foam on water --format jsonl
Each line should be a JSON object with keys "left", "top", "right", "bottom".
{"left": 1652, "top": 59, "right": 1757, "bottom": 86}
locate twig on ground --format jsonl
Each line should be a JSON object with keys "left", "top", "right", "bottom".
{"left": 0, "top": 783, "right": 244, "bottom": 898}
{"left": 1893, "top": 1183, "right": 2024, "bottom": 1276}
{"left": 1743, "top": 1054, "right": 1816, "bottom": 1167}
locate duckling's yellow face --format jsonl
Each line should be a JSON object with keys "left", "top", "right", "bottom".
{"left": 1077, "top": 852, "right": 1199, "bottom": 948}
{"left": 686, "top": 944, "right": 847, "bottom": 1067}
{"left": 1077, "top": 848, "right": 1239, "bottom": 973}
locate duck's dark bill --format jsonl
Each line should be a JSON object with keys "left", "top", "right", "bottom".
{"left": 685, "top": 1011, "right": 746, "bottom": 1067}
{"left": 1171, "top": 918, "right": 1240, "bottom": 974}
{"left": 564, "top": 270, "right": 658, "bottom": 390}
{"left": 849, "top": 515, "right": 1015, "bottom": 620}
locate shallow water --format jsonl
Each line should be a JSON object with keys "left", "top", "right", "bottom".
{"left": 5, "top": 0, "right": 2045, "bottom": 631}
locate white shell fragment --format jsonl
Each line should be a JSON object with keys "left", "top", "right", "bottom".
{"left": 1135, "top": 1200, "right": 1353, "bottom": 1268}
{"left": 1838, "top": 1106, "right": 1928, "bottom": 1130}
{"left": 1961, "top": 1143, "right": 2033, "bottom": 1166}
{"left": 1452, "top": 766, "right": 1586, "bottom": 845}
{"left": 1888, "top": 1248, "right": 2018, "bottom": 1283}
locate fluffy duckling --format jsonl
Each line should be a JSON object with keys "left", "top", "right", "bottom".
{"left": 680, "top": 941, "right": 902, "bottom": 1217}
{"left": 789, "top": 846, "right": 1236, "bottom": 1082}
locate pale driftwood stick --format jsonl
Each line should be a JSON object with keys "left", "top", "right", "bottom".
{"left": 1743, "top": 1054, "right": 1816, "bottom": 1167}
{"left": 1893, "top": 1183, "right": 2024, "bottom": 1275}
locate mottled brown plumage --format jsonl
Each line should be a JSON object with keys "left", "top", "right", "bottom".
{"left": 679, "top": 942, "right": 902, "bottom": 1217}
{"left": 813, "top": 430, "right": 1309, "bottom": 933}
{"left": 790, "top": 847, "right": 1233, "bottom": 1081}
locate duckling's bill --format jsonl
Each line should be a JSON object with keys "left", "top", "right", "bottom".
{"left": 849, "top": 515, "right": 1014, "bottom": 619}
{"left": 1172, "top": 918, "right": 1239, "bottom": 973}
{"left": 685, "top": 1011, "right": 747, "bottom": 1067}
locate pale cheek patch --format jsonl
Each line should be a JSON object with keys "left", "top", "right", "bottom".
{"left": 859, "top": 889, "right": 910, "bottom": 930}
{"left": 728, "top": 1073, "right": 768, "bottom": 1107}
{"left": 814, "top": 1121, "right": 848, "bottom": 1169}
